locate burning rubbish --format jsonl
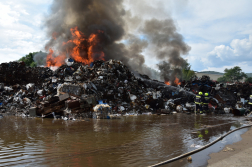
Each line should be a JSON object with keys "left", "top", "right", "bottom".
{"left": 0, "top": 59, "right": 192, "bottom": 119}
{"left": 46, "top": 27, "right": 105, "bottom": 67}
{"left": 0, "top": 59, "right": 251, "bottom": 120}
{"left": 2, "top": 0, "right": 246, "bottom": 120}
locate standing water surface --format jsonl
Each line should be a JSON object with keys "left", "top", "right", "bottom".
{"left": 0, "top": 114, "right": 248, "bottom": 167}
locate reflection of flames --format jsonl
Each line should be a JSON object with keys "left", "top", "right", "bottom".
{"left": 46, "top": 27, "right": 105, "bottom": 67}
{"left": 165, "top": 77, "right": 181, "bottom": 86}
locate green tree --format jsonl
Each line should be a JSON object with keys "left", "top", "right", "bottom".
{"left": 217, "top": 76, "right": 228, "bottom": 83}
{"left": 19, "top": 52, "right": 38, "bottom": 67}
{"left": 181, "top": 60, "right": 195, "bottom": 81}
{"left": 223, "top": 66, "right": 247, "bottom": 82}
{"left": 245, "top": 77, "right": 252, "bottom": 83}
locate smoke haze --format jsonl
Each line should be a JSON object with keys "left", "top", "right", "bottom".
{"left": 40, "top": 0, "right": 190, "bottom": 82}
{"left": 34, "top": 52, "right": 47, "bottom": 66}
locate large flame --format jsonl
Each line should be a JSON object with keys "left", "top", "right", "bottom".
{"left": 46, "top": 27, "right": 105, "bottom": 67}
{"left": 46, "top": 49, "right": 66, "bottom": 67}
{"left": 165, "top": 77, "right": 181, "bottom": 86}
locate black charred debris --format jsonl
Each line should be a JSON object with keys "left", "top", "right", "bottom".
{"left": 0, "top": 60, "right": 251, "bottom": 119}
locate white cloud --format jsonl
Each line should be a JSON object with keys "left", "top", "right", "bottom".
{"left": 173, "top": 0, "right": 252, "bottom": 41}
{"left": 168, "top": 0, "right": 252, "bottom": 71}
{"left": 185, "top": 43, "right": 214, "bottom": 71}
{"left": 123, "top": 0, "right": 252, "bottom": 72}
{"left": 0, "top": 3, "right": 20, "bottom": 26}
{"left": 0, "top": 0, "right": 51, "bottom": 63}
{"left": 201, "top": 62, "right": 252, "bottom": 73}
{"left": 204, "top": 35, "right": 252, "bottom": 68}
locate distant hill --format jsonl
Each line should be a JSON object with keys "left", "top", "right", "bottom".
{"left": 195, "top": 71, "right": 252, "bottom": 82}
{"left": 246, "top": 73, "right": 252, "bottom": 77}
{"left": 196, "top": 71, "right": 224, "bottom": 75}
{"left": 197, "top": 71, "right": 252, "bottom": 77}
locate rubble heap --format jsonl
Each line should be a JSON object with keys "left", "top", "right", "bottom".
{"left": 181, "top": 75, "right": 252, "bottom": 114}
{"left": 1, "top": 59, "right": 250, "bottom": 118}
{"left": 0, "top": 61, "right": 53, "bottom": 85}
{"left": 0, "top": 59, "right": 195, "bottom": 118}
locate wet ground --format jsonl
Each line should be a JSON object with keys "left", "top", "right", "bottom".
{"left": 0, "top": 114, "right": 249, "bottom": 167}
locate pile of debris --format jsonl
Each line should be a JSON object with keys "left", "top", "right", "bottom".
{"left": 182, "top": 75, "right": 252, "bottom": 114}
{"left": 1, "top": 59, "right": 250, "bottom": 119}
{"left": 0, "top": 61, "right": 52, "bottom": 85}
{"left": 0, "top": 59, "right": 195, "bottom": 119}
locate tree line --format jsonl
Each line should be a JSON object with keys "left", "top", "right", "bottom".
{"left": 217, "top": 66, "right": 252, "bottom": 83}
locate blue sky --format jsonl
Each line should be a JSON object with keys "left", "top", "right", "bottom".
{"left": 1, "top": 0, "right": 252, "bottom": 73}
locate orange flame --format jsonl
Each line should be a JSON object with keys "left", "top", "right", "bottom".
{"left": 174, "top": 77, "right": 181, "bottom": 85}
{"left": 165, "top": 77, "right": 181, "bottom": 86}
{"left": 46, "top": 27, "right": 105, "bottom": 67}
{"left": 46, "top": 49, "right": 66, "bottom": 67}
{"left": 165, "top": 81, "right": 170, "bottom": 85}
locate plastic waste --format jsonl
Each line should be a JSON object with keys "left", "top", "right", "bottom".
{"left": 65, "top": 58, "right": 74, "bottom": 66}
{"left": 4, "top": 87, "right": 13, "bottom": 91}
{"left": 26, "top": 83, "right": 35, "bottom": 90}
{"left": 129, "top": 94, "right": 137, "bottom": 101}
{"left": 37, "top": 90, "right": 43, "bottom": 96}
{"left": 224, "top": 107, "right": 230, "bottom": 114}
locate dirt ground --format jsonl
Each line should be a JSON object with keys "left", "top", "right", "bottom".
{"left": 208, "top": 127, "right": 252, "bottom": 167}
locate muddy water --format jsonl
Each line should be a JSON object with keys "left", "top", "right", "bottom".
{"left": 0, "top": 114, "right": 247, "bottom": 167}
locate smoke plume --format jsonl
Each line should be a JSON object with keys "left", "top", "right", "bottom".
{"left": 41, "top": 0, "right": 190, "bottom": 82}
{"left": 33, "top": 52, "right": 47, "bottom": 66}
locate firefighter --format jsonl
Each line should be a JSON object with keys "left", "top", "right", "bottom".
{"left": 202, "top": 93, "right": 210, "bottom": 113}
{"left": 248, "top": 95, "right": 252, "bottom": 113}
{"left": 195, "top": 92, "right": 203, "bottom": 114}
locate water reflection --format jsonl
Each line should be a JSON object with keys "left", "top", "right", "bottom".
{"left": 0, "top": 114, "right": 247, "bottom": 167}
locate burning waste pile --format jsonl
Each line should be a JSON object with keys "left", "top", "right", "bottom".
{"left": 1, "top": 0, "right": 251, "bottom": 119}
{"left": 0, "top": 59, "right": 197, "bottom": 119}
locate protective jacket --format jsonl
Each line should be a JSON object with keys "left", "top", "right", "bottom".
{"left": 249, "top": 96, "right": 252, "bottom": 105}
{"left": 202, "top": 96, "right": 210, "bottom": 105}
{"left": 195, "top": 95, "right": 202, "bottom": 104}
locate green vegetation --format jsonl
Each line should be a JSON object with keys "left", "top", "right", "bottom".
{"left": 18, "top": 51, "right": 48, "bottom": 67}
{"left": 181, "top": 60, "right": 195, "bottom": 81}
{"left": 217, "top": 76, "right": 228, "bottom": 83}
{"left": 18, "top": 51, "right": 40, "bottom": 67}
{"left": 217, "top": 66, "right": 247, "bottom": 83}
{"left": 18, "top": 51, "right": 47, "bottom": 67}
{"left": 245, "top": 77, "right": 252, "bottom": 83}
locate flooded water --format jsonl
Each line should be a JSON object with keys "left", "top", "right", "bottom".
{"left": 0, "top": 114, "right": 248, "bottom": 167}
